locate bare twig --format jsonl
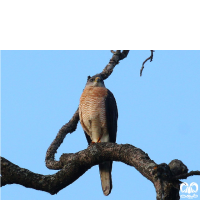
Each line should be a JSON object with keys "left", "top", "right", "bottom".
{"left": 172, "top": 170, "right": 200, "bottom": 180}
{"left": 140, "top": 50, "right": 154, "bottom": 76}
{"left": 110, "top": 50, "right": 120, "bottom": 54}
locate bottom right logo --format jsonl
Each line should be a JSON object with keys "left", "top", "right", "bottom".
{"left": 180, "top": 182, "right": 198, "bottom": 199}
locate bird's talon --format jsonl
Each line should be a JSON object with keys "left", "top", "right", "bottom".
{"left": 97, "top": 138, "right": 101, "bottom": 143}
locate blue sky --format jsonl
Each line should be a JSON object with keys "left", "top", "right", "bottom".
{"left": 1, "top": 50, "right": 200, "bottom": 200}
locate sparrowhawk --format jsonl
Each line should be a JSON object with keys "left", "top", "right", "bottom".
{"left": 79, "top": 74, "right": 118, "bottom": 196}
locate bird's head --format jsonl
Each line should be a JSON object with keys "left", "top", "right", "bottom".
{"left": 86, "top": 75, "right": 105, "bottom": 87}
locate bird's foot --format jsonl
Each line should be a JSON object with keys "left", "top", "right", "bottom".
{"left": 91, "top": 138, "right": 101, "bottom": 144}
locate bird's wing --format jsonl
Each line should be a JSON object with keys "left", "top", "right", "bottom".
{"left": 105, "top": 89, "right": 118, "bottom": 143}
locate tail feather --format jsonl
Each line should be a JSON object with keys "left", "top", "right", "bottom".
{"left": 99, "top": 161, "right": 112, "bottom": 196}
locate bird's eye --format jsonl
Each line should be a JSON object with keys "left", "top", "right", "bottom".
{"left": 90, "top": 78, "right": 94, "bottom": 82}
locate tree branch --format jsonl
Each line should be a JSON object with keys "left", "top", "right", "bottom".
{"left": 45, "top": 108, "right": 79, "bottom": 169}
{"left": 172, "top": 170, "right": 200, "bottom": 180}
{"left": 140, "top": 50, "right": 154, "bottom": 76}
{"left": 100, "top": 50, "right": 129, "bottom": 80}
{"left": 1, "top": 156, "right": 88, "bottom": 195}
{"left": 2, "top": 143, "right": 199, "bottom": 198}
{"left": 2, "top": 143, "right": 156, "bottom": 194}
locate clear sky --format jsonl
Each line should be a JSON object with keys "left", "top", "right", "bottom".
{"left": 1, "top": 50, "right": 200, "bottom": 200}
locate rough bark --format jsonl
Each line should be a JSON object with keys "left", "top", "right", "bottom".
{"left": 1, "top": 144, "right": 199, "bottom": 198}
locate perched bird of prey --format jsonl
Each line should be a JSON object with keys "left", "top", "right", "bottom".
{"left": 79, "top": 74, "right": 118, "bottom": 196}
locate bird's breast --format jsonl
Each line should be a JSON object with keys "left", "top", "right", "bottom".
{"left": 79, "top": 86, "right": 108, "bottom": 128}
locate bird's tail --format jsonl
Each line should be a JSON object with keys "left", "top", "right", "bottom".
{"left": 99, "top": 161, "right": 112, "bottom": 196}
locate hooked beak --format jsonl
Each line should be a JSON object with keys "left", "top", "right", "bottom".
{"left": 94, "top": 77, "right": 100, "bottom": 82}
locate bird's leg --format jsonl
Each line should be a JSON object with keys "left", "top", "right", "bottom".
{"left": 91, "top": 131, "right": 103, "bottom": 144}
{"left": 97, "top": 132, "right": 104, "bottom": 143}
{"left": 91, "top": 134, "right": 103, "bottom": 143}
{"left": 91, "top": 137, "right": 101, "bottom": 143}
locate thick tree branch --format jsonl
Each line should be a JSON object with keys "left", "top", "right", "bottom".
{"left": 60, "top": 143, "right": 156, "bottom": 182}
{"left": 2, "top": 143, "right": 199, "bottom": 197}
{"left": 1, "top": 156, "right": 89, "bottom": 195}
{"left": 150, "top": 160, "right": 199, "bottom": 200}
{"left": 2, "top": 143, "right": 156, "bottom": 194}
{"left": 100, "top": 50, "right": 129, "bottom": 80}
